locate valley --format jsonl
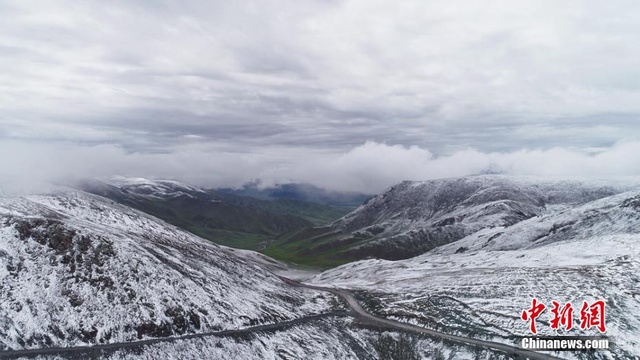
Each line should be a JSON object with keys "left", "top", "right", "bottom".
{"left": 77, "top": 178, "right": 355, "bottom": 254}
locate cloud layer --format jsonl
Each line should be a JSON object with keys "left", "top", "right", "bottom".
{"left": 3, "top": 140, "right": 640, "bottom": 194}
{"left": 2, "top": 1, "right": 640, "bottom": 192}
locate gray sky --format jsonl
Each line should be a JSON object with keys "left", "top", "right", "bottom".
{"left": 2, "top": 0, "right": 640, "bottom": 193}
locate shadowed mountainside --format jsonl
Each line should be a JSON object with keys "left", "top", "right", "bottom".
{"left": 76, "top": 178, "right": 351, "bottom": 251}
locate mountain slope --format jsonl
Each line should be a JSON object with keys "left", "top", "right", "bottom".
{"left": 76, "top": 178, "right": 338, "bottom": 250}
{"left": 102, "top": 177, "right": 353, "bottom": 226}
{"left": 217, "top": 182, "right": 372, "bottom": 207}
{"left": 432, "top": 188, "right": 640, "bottom": 255}
{"left": 269, "top": 176, "right": 630, "bottom": 266}
{"left": 0, "top": 190, "right": 335, "bottom": 350}
{"left": 210, "top": 193, "right": 353, "bottom": 227}
{"left": 309, "top": 188, "right": 640, "bottom": 359}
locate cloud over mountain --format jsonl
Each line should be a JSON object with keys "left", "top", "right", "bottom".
{"left": 2, "top": 0, "right": 639, "bottom": 192}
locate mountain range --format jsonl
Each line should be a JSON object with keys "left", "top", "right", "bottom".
{"left": 1, "top": 175, "right": 639, "bottom": 359}
{"left": 310, "top": 179, "right": 640, "bottom": 359}
{"left": 271, "top": 176, "right": 634, "bottom": 266}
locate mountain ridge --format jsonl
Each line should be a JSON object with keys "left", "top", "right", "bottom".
{"left": 268, "top": 175, "right": 637, "bottom": 266}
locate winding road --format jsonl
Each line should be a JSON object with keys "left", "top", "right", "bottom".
{"left": 279, "top": 276, "right": 564, "bottom": 360}
{"left": 0, "top": 276, "right": 563, "bottom": 360}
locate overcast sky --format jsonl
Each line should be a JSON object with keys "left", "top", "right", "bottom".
{"left": 2, "top": 0, "right": 640, "bottom": 193}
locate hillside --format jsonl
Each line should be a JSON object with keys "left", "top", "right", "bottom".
{"left": 308, "top": 187, "right": 640, "bottom": 359}
{"left": 0, "top": 190, "right": 336, "bottom": 350}
{"left": 267, "top": 176, "right": 634, "bottom": 266}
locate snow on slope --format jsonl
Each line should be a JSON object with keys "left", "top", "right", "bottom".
{"left": 432, "top": 189, "right": 640, "bottom": 254}
{"left": 336, "top": 175, "right": 633, "bottom": 234}
{"left": 302, "top": 175, "right": 633, "bottom": 261}
{"left": 105, "top": 320, "right": 491, "bottom": 360}
{"left": 0, "top": 189, "right": 333, "bottom": 350}
{"left": 311, "top": 187, "right": 640, "bottom": 359}
{"left": 104, "top": 177, "right": 208, "bottom": 199}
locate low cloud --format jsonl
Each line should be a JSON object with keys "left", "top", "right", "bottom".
{"left": 270, "top": 141, "right": 640, "bottom": 192}
{"left": 3, "top": 140, "right": 640, "bottom": 195}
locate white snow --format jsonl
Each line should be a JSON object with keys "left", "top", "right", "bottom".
{"left": 0, "top": 190, "right": 333, "bottom": 350}
{"left": 310, "top": 186, "right": 640, "bottom": 359}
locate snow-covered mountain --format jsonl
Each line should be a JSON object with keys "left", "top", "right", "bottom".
{"left": 105, "top": 177, "right": 210, "bottom": 199}
{"left": 4, "top": 176, "right": 640, "bottom": 359}
{"left": 432, "top": 187, "right": 640, "bottom": 254}
{"left": 277, "top": 175, "right": 636, "bottom": 264}
{"left": 0, "top": 187, "right": 507, "bottom": 359}
{"left": 0, "top": 189, "right": 336, "bottom": 351}
{"left": 309, "top": 184, "right": 640, "bottom": 359}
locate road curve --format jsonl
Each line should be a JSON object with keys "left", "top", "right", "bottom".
{"left": 279, "top": 276, "right": 564, "bottom": 360}
{"left": 0, "top": 276, "right": 564, "bottom": 360}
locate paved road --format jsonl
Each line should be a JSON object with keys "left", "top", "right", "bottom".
{"left": 0, "top": 276, "right": 564, "bottom": 360}
{"left": 0, "top": 311, "right": 348, "bottom": 359}
{"left": 279, "top": 276, "right": 565, "bottom": 360}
